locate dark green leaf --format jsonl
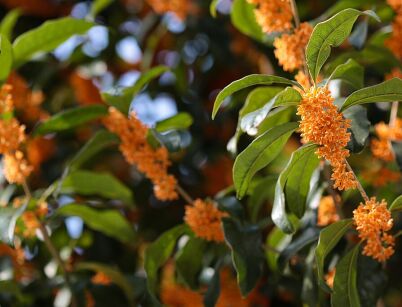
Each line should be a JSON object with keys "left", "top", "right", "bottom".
{"left": 248, "top": 176, "right": 277, "bottom": 222}
{"left": 327, "top": 59, "right": 364, "bottom": 89}
{"left": 60, "top": 170, "right": 134, "bottom": 206}
{"left": 203, "top": 263, "right": 221, "bottom": 307}
{"left": 265, "top": 227, "right": 292, "bottom": 271}
{"left": 233, "top": 122, "right": 298, "bottom": 199}
{"left": 392, "top": 141, "right": 402, "bottom": 171}
{"left": 155, "top": 112, "right": 193, "bottom": 132}
{"left": 217, "top": 196, "right": 246, "bottom": 221}
{"left": 0, "top": 204, "right": 26, "bottom": 243}
{"left": 316, "top": 219, "right": 353, "bottom": 292}
{"left": 222, "top": 219, "right": 263, "bottom": 296}
{"left": 212, "top": 75, "right": 299, "bottom": 119}
{"left": 231, "top": 0, "right": 264, "bottom": 42}
{"left": 389, "top": 195, "right": 402, "bottom": 212}
{"left": 57, "top": 204, "right": 136, "bottom": 243}
{"left": 344, "top": 105, "right": 370, "bottom": 153}
{"left": 331, "top": 245, "right": 361, "bottom": 307}
{"left": 12, "top": 17, "right": 93, "bottom": 65}
{"left": 302, "top": 246, "right": 319, "bottom": 306}
{"left": 0, "top": 34, "right": 13, "bottom": 81}
{"left": 34, "top": 105, "right": 108, "bottom": 135}
{"left": 341, "top": 78, "right": 402, "bottom": 110}
{"left": 0, "top": 9, "right": 21, "bottom": 40}
{"left": 306, "top": 9, "right": 379, "bottom": 82}
{"left": 102, "top": 66, "right": 169, "bottom": 114}
{"left": 89, "top": 0, "right": 114, "bottom": 17}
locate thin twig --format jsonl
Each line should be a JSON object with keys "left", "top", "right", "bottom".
{"left": 390, "top": 101, "right": 399, "bottom": 127}
{"left": 345, "top": 160, "right": 369, "bottom": 202}
{"left": 176, "top": 184, "right": 194, "bottom": 204}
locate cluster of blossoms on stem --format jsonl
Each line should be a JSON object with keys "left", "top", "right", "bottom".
{"left": 297, "top": 86, "right": 357, "bottom": 190}
{"left": 317, "top": 196, "right": 340, "bottom": 226}
{"left": 146, "top": 0, "right": 192, "bottom": 20}
{"left": 274, "top": 22, "right": 313, "bottom": 72}
{"left": 103, "top": 107, "right": 178, "bottom": 201}
{"left": 12, "top": 198, "right": 48, "bottom": 238}
{"left": 386, "top": 0, "right": 402, "bottom": 59}
{"left": 371, "top": 118, "right": 402, "bottom": 162}
{"left": 247, "top": 0, "right": 293, "bottom": 33}
{"left": 0, "top": 85, "right": 33, "bottom": 184}
{"left": 353, "top": 197, "right": 395, "bottom": 262}
{"left": 184, "top": 199, "right": 228, "bottom": 242}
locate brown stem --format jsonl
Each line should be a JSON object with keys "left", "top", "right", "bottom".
{"left": 390, "top": 101, "right": 399, "bottom": 127}
{"left": 176, "top": 184, "right": 194, "bottom": 204}
{"left": 345, "top": 160, "right": 369, "bottom": 202}
{"left": 323, "top": 163, "right": 343, "bottom": 218}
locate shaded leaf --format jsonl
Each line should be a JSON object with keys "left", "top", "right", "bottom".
{"left": 155, "top": 112, "right": 193, "bottom": 132}
{"left": 89, "top": 0, "right": 114, "bottom": 17}
{"left": 203, "top": 263, "right": 221, "bottom": 307}
{"left": 344, "top": 105, "right": 370, "bottom": 153}
{"left": 389, "top": 195, "right": 402, "bottom": 212}
{"left": 231, "top": 0, "right": 264, "bottom": 42}
{"left": 266, "top": 227, "right": 292, "bottom": 272}
{"left": 327, "top": 59, "right": 364, "bottom": 89}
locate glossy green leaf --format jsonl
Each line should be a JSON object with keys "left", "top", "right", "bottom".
{"left": 175, "top": 237, "right": 206, "bottom": 289}
{"left": 316, "top": 219, "right": 353, "bottom": 292}
{"left": 266, "top": 227, "right": 292, "bottom": 271}
{"left": 240, "top": 87, "right": 301, "bottom": 134}
{"left": 231, "top": 0, "right": 264, "bottom": 42}
{"left": 0, "top": 204, "right": 26, "bottom": 243}
{"left": 12, "top": 17, "right": 93, "bottom": 64}
{"left": 306, "top": 9, "right": 379, "bottom": 82}
{"left": 341, "top": 78, "right": 402, "bottom": 110}
{"left": 327, "top": 59, "right": 364, "bottom": 89}
{"left": 212, "top": 75, "right": 299, "bottom": 119}
{"left": 144, "top": 224, "right": 190, "bottom": 303}
{"left": 0, "top": 34, "right": 13, "bottom": 81}
{"left": 344, "top": 105, "right": 370, "bottom": 153}
{"left": 34, "top": 105, "right": 108, "bottom": 135}
{"left": 389, "top": 195, "right": 402, "bottom": 212}
{"left": 233, "top": 122, "right": 298, "bottom": 199}
{"left": 76, "top": 262, "right": 134, "bottom": 304}
{"left": 272, "top": 144, "right": 319, "bottom": 233}
{"left": 89, "top": 0, "right": 114, "bottom": 17}
{"left": 0, "top": 9, "right": 21, "bottom": 40}
{"left": 60, "top": 170, "right": 134, "bottom": 205}
{"left": 222, "top": 218, "right": 263, "bottom": 296}
{"left": 57, "top": 204, "right": 136, "bottom": 243}
{"left": 204, "top": 263, "right": 221, "bottom": 307}
{"left": 102, "top": 66, "right": 169, "bottom": 114}
{"left": 155, "top": 112, "right": 193, "bottom": 132}
{"left": 68, "top": 130, "right": 119, "bottom": 170}
{"left": 392, "top": 141, "right": 402, "bottom": 171}
{"left": 331, "top": 245, "right": 361, "bottom": 307}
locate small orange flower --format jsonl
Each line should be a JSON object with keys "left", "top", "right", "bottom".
{"left": 3, "top": 151, "right": 33, "bottom": 184}
{"left": 0, "top": 118, "right": 27, "bottom": 154}
{"left": 371, "top": 119, "right": 402, "bottom": 162}
{"left": 317, "top": 196, "right": 340, "bottom": 226}
{"left": 247, "top": 0, "right": 293, "bottom": 33}
{"left": 91, "top": 272, "right": 112, "bottom": 285}
{"left": 388, "top": 0, "right": 402, "bottom": 11}
{"left": 146, "top": 0, "right": 192, "bottom": 20}
{"left": 386, "top": 12, "right": 402, "bottom": 59}
{"left": 325, "top": 268, "right": 336, "bottom": 289}
{"left": 184, "top": 199, "right": 228, "bottom": 242}
{"left": 353, "top": 197, "right": 395, "bottom": 262}
{"left": 26, "top": 137, "right": 56, "bottom": 171}
{"left": 0, "top": 84, "right": 14, "bottom": 113}
{"left": 85, "top": 290, "right": 95, "bottom": 307}
{"left": 0, "top": 243, "right": 32, "bottom": 281}
{"left": 274, "top": 22, "right": 313, "bottom": 72}
{"left": 372, "top": 168, "right": 401, "bottom": 187}
{"left": 20, "top": 211, "right": 40, "bottom": 238}
{"left": 297, "top": 86, "right": 357, "bottom": 190}
{"left": 103, "top": 107, "right": 178, "bottom": 201}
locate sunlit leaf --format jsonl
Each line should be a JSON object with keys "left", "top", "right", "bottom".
{"left": 0, "top": 34, "right": 13, "bottom": 81}
{"left": 389, "top": 195, "right": 402, "bottom": 212}
{"left": 0, "top": 9, "right": 21, "bottom": 40}
{"left": 155, "top": 112, "right": 193, "bottom": 132}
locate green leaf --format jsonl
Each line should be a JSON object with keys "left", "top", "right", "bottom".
{"left": 222, "top": 218, "right": 263, "bottom": 296}
{"left": 265, "top": 227, "right": 292, "bottom": 271}
{"left": 0, "top": 280, "right": 24, "bottom": 302}
{"left": 76, "top": 262, "right": 134, "bottom": 304}
{"left": 34, "top": 105, "right": 108, "bottom": 135}
{"left": 327, "top": 59, "right": 364, "bottom": 89}
{"left": 89, "top": 0, "right": 114, "bottom": 17}
{"left": 272, "top": 144, "right": 319, "bottom": 233}
{"left": 212, "top": 75, "right": 299, "bottom": 119}
{"left": 349, "top": 19, "right": 368, "bottom": 50}
{"left": 144, "top": 224, "right": 190, "bottom": 303}
{"left": 203, "top": 262, "right": 222, "bottom": 307}
{"left": 341, "top": 78, "right": 402, "bottom": 110}
{"left": 231, "top": 0, "right": 264, "bottom": 42}
{"left": 57, "top": 204, "right": 136, "bottom": 243}
{"left": 344, "top": 105, "right": 370, "bottom": 153}
{"left": 240, "top": 87, "right": 301, "bottom": 135}
{"left": 12, "top": 17, "right": 93, "bottom": 65}
{"left": 0, "top": 34, "right": 13, "bottom": 81}
{"left": 102, "top": 66, "right": 169, "bottom": 114}
{"left": 0, "top": 9, "right": 21, "bottom": 40}
{"left": 0, "top": 204, "right": 26, "bottom": 243}
{"left": 392, "top": 141, "right": 402, "bottom": 171}
{"left": 175, "top": 237, "right": 206, "bottom": 289}
{"left": 210, "top": 0, "right": 219, "bottom": 17}
{"left": 155, "top": 112, "right": 193, "bottom": 132}
{"left": 306, "top": 9, "right": 379, "bottom": 82}
{"left": 60, "top": 170, "right": 134, "bottom": 206}
{"left": 316, "top": 219, "right": 353, "bottom": 292}
{"left": 331, "top": 245, "right": 361, "bottom": 307}
{"left": 389, "top": 195, "right": 402, "bottom": 212}
{"left": 233, "top": 122, "right": 298, "bottom": 199}
{"left": 68, "top": 130, "right": 119, "bottom": 170}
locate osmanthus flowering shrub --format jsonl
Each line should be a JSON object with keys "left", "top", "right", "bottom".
{"left": 0, "top": 0, "right": 401, "bottom": 306}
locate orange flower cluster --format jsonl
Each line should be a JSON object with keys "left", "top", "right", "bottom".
{"left": 386, "top": 1, "right": 402, "bottom": 59}
{"left": 146, "top": 0, "right": 191, "bottom": 20}
{"left": 371, "top": 119, "right": 402, "bottom": 162}
{"left": 26, "top": 137, "right": 56, "bottom": 171}
{"left": 363, "top": 167, "right": 401, "bottom": 187}
{"left": 0, "top": 85, "right": 33, "bottom": 184}
{"left": 14, "top": 199, "right": 48, "bottom": 238}
{"left": 297, "top": 86, "right": 357, "bottom": 190}
{"left": 0, "top": 244, "right": 32, "bottom": 281}
{"left": 353, "top": 197, "right": 395, "bottom": 262}
{"left": 91, "top": 272, "right": 112, "bottom": 285}
{"left": 184, "top": 199, "right": 228, "bottom": 242}
{"left": 247, "top": 0, "right": 293, "bottom": 33}
{"left": 103, "top": 107, "right": 178, "bottom": 201}
{"left": 274, "top": 22, "right": 313, "bottom": 72}
{"left": 69, "top": 72, "right": 103, "bottom": 106}
{"left": 317, "top": 196, "right": 340, "bottom": 226}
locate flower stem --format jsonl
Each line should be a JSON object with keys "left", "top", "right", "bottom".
{"left": 345, "top": 160, "right": 369, "bottom": 202}
{"left": 176, "top": 184, "right": 194, "bottom": 204}
{"left": 390, "top": 101, "right": 399, "bottom": 127}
